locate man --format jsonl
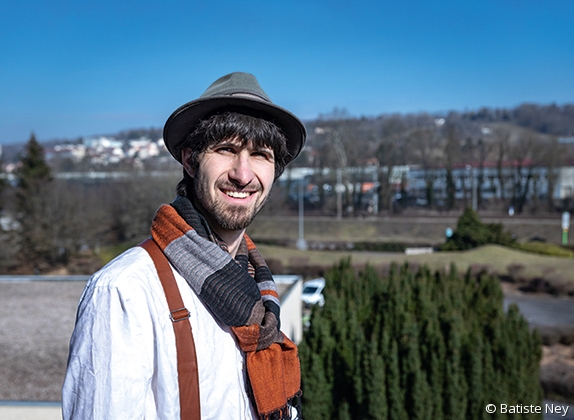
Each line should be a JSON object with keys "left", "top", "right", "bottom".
{"left": 63, "top": 72, "right": 305, "bottom": 419}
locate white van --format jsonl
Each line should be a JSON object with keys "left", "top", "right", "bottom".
{"left": 301, "top": 278, "right": 325, "bottom": 307}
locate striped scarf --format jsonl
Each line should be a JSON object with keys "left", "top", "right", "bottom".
{"left": 150, "top": 196, "right": 301, "bottom": 419}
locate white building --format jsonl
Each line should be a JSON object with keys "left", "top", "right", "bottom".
{"left": 127, "top": 138, "right": 160, "bottom": 160}
{"left": 275, "top": 275, "right": 303, "bottom": 344}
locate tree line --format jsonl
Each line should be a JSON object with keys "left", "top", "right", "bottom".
{"left": 292, "top": 107, "right": 573, "bottom": 216}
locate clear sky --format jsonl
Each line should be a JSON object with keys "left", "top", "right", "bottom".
{"left": 1, "top": 0, "right": 573, "bottom": 144}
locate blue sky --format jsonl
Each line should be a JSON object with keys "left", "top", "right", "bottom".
{"left": 1, "top": 0, "right": 573, "bottom": 144}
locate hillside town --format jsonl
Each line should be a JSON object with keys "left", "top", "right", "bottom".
{"left": 1, "top": 135, "right": 168, "bottom": 171}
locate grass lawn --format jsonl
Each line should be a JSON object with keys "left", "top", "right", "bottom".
{"left": 257, "top": 243, "right": 574, "bottom": 291}
{"left": 95, "top": 215, "right": 574, "bottom": 294}
{"left": 97, "top": 241, "right": 574, "bottom": 294}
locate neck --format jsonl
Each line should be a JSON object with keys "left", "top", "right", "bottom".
{"left": 210, "top": 226, "right": 245, "bottom": 258}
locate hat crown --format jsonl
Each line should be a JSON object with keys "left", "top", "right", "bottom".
{"left": 200, "top": 72, "right": 271, "bottom": 103}
{"left": 164, "top": 72, "right": 306, "bottom": 164}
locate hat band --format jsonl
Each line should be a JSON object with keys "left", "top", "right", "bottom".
{"left": 202, "top": 87, "right": 270, "bottom": 103}
{"left": 229, "top": 92, "right": 269, "bottom": 102}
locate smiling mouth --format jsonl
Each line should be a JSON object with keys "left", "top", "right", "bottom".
{"left": 224, "top": 190, "right": 254, "bottom": 199}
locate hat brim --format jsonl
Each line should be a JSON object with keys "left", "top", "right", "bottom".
{"left": 163, "top": 96, "right": 306, "bottom": 164}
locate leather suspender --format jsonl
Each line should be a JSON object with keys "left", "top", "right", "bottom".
{"left": 139, "top": 238, "right": 201, "bottom": 420}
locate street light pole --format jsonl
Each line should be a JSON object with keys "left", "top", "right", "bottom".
{"left": 336, "top": 168, "right": 343, "bottom": 220}
{"left": 315, "top": 126, "right": 347, "bottom": 220}
{"left": 467, "top": 164, "right": 478, "bottom": 211}
{"left": 372, "top": 166, "right": 379, "bottom": 215}
{"left": 296, "top": 179, "right": 307, "bottom": 250}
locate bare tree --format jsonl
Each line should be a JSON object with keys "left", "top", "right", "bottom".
{"left": 533, "top": 136, "right": 567, "bottom": 213}
{"left": 409, "top": 127, "right": 441, "bottom": 208}
{"left": 475, "top": 137, "right": 495, "bottom": 209}
{"left": 507, "top": 133, "right": 536, "bottom": 214}
{"left": 106, "top": 171, "right": 179, "bottom": 243}
{"left": 493, "top": 127, "right": 512, "bottom": 208}
{"left": 443, "top": 125, "right": 460, "bottom": 211}
{"left": 375, "top": 116, "right": 411, "bottom": 213}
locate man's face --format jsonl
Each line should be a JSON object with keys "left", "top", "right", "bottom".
{"left": 183, "top": 138, "right": 276, "bottom": 232}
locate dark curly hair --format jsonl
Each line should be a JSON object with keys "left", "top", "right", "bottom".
{"left": 176, "top": 112, "right": 290, "bottom": 198}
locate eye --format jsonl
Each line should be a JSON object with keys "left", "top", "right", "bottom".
{"left": 215, "top": 146, "right": 236, "bottom": 154}
{"left": 252, "top": 149, "right": 274, "bottom": 161}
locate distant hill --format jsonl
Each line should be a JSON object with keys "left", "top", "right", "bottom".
{"left": 458, "top": 103, "right": 574, "bottom": 136}
{"left": 2, "top": 102, "right": 572, "bottom": 164}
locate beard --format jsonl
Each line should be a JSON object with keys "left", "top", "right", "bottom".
{"left": 193, "top": 177, "right": 270, "bottom": 231}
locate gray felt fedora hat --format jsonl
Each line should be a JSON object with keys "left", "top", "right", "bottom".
{"left": 163, "top": 72, "right": 306, "bottom": 164}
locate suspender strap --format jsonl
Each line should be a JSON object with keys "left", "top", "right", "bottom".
{"left": 139, "top": 238, "right": 201, "bottom": 420}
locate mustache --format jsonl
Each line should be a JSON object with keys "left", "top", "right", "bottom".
{"left": 216, "top": 180, "right": 262, "bottom": 192}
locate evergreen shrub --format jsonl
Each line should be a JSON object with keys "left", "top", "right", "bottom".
{"left": 299, "top": 259, "right": 543, "bottom": 420}
{"left": 442, "top": 208, "right": 574, "bottom": 258}
{"left": 442, "top": 208, "right": 515, "bottom": 251}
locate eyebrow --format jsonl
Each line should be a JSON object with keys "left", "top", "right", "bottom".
{"left": 207, "top": 140, "right": 237, "bottom": 150}
{"left": 253, "top": 145, "right": 274, "bottom": 153}
{"left": 211, "top": 140, "right": 274, "bottom": 153}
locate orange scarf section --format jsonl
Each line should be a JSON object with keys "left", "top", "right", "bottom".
{"left": 233, "top": 324, "right": 301, "bottom": 418}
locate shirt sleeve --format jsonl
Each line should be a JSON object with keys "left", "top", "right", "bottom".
{"left": 62, "top": 277, "right": 153, "bottom": 420}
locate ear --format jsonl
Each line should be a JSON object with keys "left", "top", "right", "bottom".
{"left": 181, "top": 148, "right": 195, "bottom": 178}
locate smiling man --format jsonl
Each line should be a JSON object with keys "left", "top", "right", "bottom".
{"left": 63, "top": 73, "right": 306, "bottom": 420}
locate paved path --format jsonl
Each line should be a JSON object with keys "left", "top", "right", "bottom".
{"left": 505, "top": 293, "right": 574, "bottom": 327}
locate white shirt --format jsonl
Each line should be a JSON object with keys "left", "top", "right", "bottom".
{"left": 62, "top": 246, "right": 258, "bottom": 419}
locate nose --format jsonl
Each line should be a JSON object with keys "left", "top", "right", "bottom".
{"left": 228, "top": 151, "right": 255, "bottom": 186}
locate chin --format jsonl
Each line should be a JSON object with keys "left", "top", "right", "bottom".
{"left": 213, "top": 208, "right": 257, "bottom": 231}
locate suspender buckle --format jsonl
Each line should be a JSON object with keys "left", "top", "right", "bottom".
{"left": 170, "top": 307, "right": 191, "bottom": 322}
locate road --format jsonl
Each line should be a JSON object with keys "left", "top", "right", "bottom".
{"left": 505, "top": 293, "right": 574, "bottom": 327}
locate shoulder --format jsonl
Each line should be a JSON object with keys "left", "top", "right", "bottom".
{"left": 74, "top": 245, "right": 170, "bottom": 332}
{"left": 88, "top": 246, "right": 156, "bottom": 289}
{"left": 77, "top": 246, "right": 163, "bottom": 309}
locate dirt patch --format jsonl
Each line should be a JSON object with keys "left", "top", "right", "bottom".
{"left": 542, "top": 345, "right": 574, "bottom": 368}
{"left": 0, "top": 281, "right": 86, "bottom": 401}
{"left": 540, "top": 344, "right": 574, "bottom": 403}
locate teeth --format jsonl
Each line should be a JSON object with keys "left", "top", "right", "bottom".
{"left": 225, "top": 191, "right": 251, "bottom": 198}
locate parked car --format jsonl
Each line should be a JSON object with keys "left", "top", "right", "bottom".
{"left": 301, "top": 278, "right": 325, "bottom": 307}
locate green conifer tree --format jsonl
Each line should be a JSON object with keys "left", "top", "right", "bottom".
{"left": 400, "top": 316, "right": 432, "bottom": 420}
{"left": 300, "top": 262, "right": 542, "bottom": 419}
{"left": 442, "top": 315, "right": 468, "bottom": 420}
{"left": 15, "top": 133, "right": 52, "bottom": 191}
{"left": 364, "top": 341, "right": 388, "bottom": 420}
{"left": 463, "top": 333, "right": 485, "bottom": 420}
{"left": 13, "top": 133, "right": 55, "bottom": 267}
{"left": 299, "top": 349, "right": 332, "bottom": 420}
{"left": 386, "top": 338, "right": 408, "bottom": 420}
{"left": 442, "top": 207, "right": 515, "bottom": 251}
